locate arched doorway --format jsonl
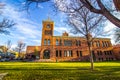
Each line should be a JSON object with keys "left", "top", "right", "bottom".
{"left": 43, "top": 50, "right": 50, "bottom": 59}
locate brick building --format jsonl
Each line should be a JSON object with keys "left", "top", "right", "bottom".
{"left": 113, "top": 44, "right": 120, "bottom": 60}
{"left": 26, "top": 18, "right": 116, "bottom": 61}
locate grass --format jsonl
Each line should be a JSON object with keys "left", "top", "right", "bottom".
{"left": 0, "top": 61, "right": 120, "bottom": 80}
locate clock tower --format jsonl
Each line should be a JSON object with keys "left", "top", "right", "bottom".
{"left": 41, "top": 18, "right": 54, "bottom": 46}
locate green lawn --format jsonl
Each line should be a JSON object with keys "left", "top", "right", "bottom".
{"left": 0, "top": 61, "right": 120, "bottom": 80}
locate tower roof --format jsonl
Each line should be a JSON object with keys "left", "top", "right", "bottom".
{"left": 42, "top": 16, "right": 53, "bottom": 22}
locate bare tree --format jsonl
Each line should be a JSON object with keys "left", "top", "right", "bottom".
{"left": 114, "top": 28, "right": 120, "bottom": 43}
{"left": 0, "top": 2, "right": 15, "bottom": 34}
{"left": 17, "top": 40, "right": 26, "bottom": 55}
{"left": 54, "top": 0, "right": 105, "bottom": 71}
{"left": 5, "top": 40, "right": 12, "bottom": 53}
{"left": 54, "top": 0, "right": 120, "bottom": 28}
{"left": 12, "top": 40, "right": 26, "bottom": 58}
{"left": 78, "top": 0, "right": 120, "bottom": 28}
{"left": 0, "top": 19, "right": 15, "bottom": 34}
{"left": 20, "top": 0, "right": 50, "bottom": 11}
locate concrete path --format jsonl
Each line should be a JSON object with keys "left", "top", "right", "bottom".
{"left": 0, "top": 73, "right": 8, "bottom": 80}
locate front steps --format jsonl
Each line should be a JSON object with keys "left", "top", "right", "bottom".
{"left": 37, "top": 59, "right": 54, "bottom": 62}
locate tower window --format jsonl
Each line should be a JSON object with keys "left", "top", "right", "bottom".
{"left": 48, "top": 39, "right": 50, "bottom": 45}
{"left": 44, "top": 39, "right": 47, "bottom": 45}
{"left": 45, "top": 30, "right": 52, "bottom": 35}
{"left": 46, "top": 24, "right": 50, "bottom": 28}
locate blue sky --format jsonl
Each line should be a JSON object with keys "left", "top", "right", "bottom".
{"left": 0, "top": 0, "right": 117, "bottom": 49}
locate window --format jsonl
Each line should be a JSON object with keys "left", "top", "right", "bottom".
{"left": 77, "top": 51, "right": 79, "bottom": 57}
{"left": 106, "top": 58, "right": 108, "bottom": 61}
{"left": 110, "top": 51, "right": 113, "bottom": 55}
{"left": 67, "top": 51, "right": 70, "bottom": 57}
{"left": 97, "top": 51, "right": 102, "bottom": 56}
{"left": 80, "top": 51, "right": 82, "bottom": 57}
{"left": 97, "top": 51, "right": 100, "bottom": 56}
{"left": 107, "top": 41, "right": 110, "bottom": 47}
{"left": 64, "top": 50, "right": 73, "bottom": 57}
{"left": 71, "top": 51, "right": 73, "bottom": 57}
{"left": 56, "top": 39, "right": 59, "bottom": 45}
{"left": 78, "top": 41, "right": 81, "bottom": 46}
{"left": 48, "top": 39, "right": 50, "bottom": 45}
{"left": 45, "top": 30, "right": 52, "bottom": 35}
{"left": 69, "top": 50, "right": 73, "bottom": 57}
{"left": 76, "top": 40, "right": 81, "bottom": 46}
{"left": 59, "top": 39, "right": 62, "bottom": 46}
{"left": 92, "top": 42, "right": 94, "bottom": 47}
{"left": 96, "top": 41, "right": 100, "bottom": 47}
{"left": 102, "top": 41, "right": 105, "bottom": 47}
{"left": 64, "top": 50, "right": 67, "bottom": 57}
{"left": 107, "top": 51, "right": 109, "bottom": 55}
{"left": 46, "top": 24, "right": 50, "bottom": 28}
{"left": 104, "top": 42, "right": 106, "bottom": 47}
{"left": 44, "top": 39, "right": 47, "bottom": 45}
{"left": 100, "top": 51, "right": 102, "bottom": 55}
{"left": 104, "top": 51, "right": 106, "bottom": 55}
{"left": 76, "top": 40, "right": 78, "bottom": 46}
{"left": 56, "top": 50, "right": 58, "bottom": 57}
{"left": 105, "top": 42, "right": 108, "bottom": 47}
{"left": 111, "top": 58, "right": 113, "bottom": 60}
{"left": 64, "top": 40, "right": 72, "bottom": 46}
{"left": 76, "top": 51, "right": 82, "bottom": 57}
{"left": 59, "top": 50, "right": 62, "bottom": 57}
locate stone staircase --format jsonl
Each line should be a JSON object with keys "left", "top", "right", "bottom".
{"left": 36, "top": 59, "right": 54, "bottom": 62}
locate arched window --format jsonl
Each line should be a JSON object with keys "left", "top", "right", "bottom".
{"left": 96, "top": 41, "right": 100, "bottom": 47}
{"left": 102, "top": 41, "right": 105, "bottom": 47}
{"left": 59, "top": 39, "right": 62, "bottom": 46}
{"left": 44, "top": 39, "right": 47, "bottom": 45}
{"left": 79, "top": 40, "right": 81, "bottom": 46}
{"left": 76, "top": 40, "right": 78, "bottom": 46}
{"left": 48, "top": 39, "right": 50, "bottom": 45}
{"left": 56, "top": 39, "right": 59, "bottom": 45}
{"left": 76, "top": 40, "right": 81, "bottom": 46}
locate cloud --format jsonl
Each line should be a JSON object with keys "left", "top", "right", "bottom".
{"left": 104, "top": 21, "right": 117, "bottom": 44}
{"left": 1, "top": 3, "right": 42, "bottom": 43}
{"left": 54, "top": 27, "right": 68, "bottom": 33}
{"left": 32, "top": 40, "right": 41, "bottom": 45}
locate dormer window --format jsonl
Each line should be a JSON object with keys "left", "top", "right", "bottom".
{"left": 46, "top": 24, "right": 50, "bottom": 28}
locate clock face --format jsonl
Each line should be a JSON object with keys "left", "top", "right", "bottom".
{"left": 47, "top": 24, "right": 50, "bottom": 28}
{"left": 45, "top": 30, "right": 52, "bottom": 35}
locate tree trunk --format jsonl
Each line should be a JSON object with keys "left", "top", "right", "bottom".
{"left": 96, "top": 0, "right": 120, "bottom": 28}
{"left": 103, "top": 10, "right": 120, "bottom": 28}
{"left": 113, "top": 0, "right": 120, "bottom": 11}
{"left": 80, "top": 0, "right": 120, "bottom": 28}
{"left": 88, "top": 42, "right": 94, "bottom": 71}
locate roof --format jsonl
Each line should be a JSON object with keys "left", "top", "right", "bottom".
{"left": 113, "top": 44, "right": 120, "bottom": 48}
{"left": 53, "top": 36, "right": 111, "bottom": 40}
{"left": 42, "top": 17, "right": 54, "bottom": 22}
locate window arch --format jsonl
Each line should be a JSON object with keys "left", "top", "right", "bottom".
{"left": 44, "top": 39, "right": 47, "bottom": 45}
{"left": 48, "top": 39, "right": 50, "bottom": 45}
{"left": 56, "top": 39, "right": 59, "bottom": 45}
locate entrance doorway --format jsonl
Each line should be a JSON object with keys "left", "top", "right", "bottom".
{"left": 43, "top": 50, "right": 50, "bottom": 59}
